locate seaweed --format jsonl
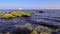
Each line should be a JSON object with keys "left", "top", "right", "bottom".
{"left": 2, "top": 13, "right": 15, "bottom": 19}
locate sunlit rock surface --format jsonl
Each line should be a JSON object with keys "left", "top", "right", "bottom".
{"left": 2, "top": 13, "right": 15, "bottom": 19}
{"left": 0, "top": 12, "right": 3, "bottom": 18}
{"left": 10, "top": 11, "right": 22, "bottom": 17}
{"left": 21, "top": 12, "right": 33, "bottom": 17}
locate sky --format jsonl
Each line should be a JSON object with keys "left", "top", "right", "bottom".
{"left": 0, "top": 0, "right": 60, "bottom": 9}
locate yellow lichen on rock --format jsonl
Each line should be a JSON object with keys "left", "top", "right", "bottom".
{"left": 10, "top": 11, "right": 22, "bottom": 17}
{"left": 22, "top": 12, "right": 32, "bottom": 17}
{"left": 18, "top": 11, "right": 32, "bottom": 17}
{"left": 0, "top": 12, "right": 3, "bottom": 16}
{"left": 2, "top": 13, "right": 15, "bottom": 19}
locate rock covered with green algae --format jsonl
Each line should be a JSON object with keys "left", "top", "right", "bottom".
{"left": 20, "top": 11, "right": 33, "bottom": 17}
{"left": 0, "top": 12, "right": 3, "bottom": 16}
{"left": 9, "top": 11, "right": 33, "bottom": 17}
{"left": 0, "top": 12, "right": 3, "bottom": 18}
{"left": 10, "top": 11, "right": 22, "bottom": 17}
{"left": 2, "top": 13, "right": 15, "bottom": 19}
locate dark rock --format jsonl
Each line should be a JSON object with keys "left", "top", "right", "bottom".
{"left": 52, "top": 31, "right": 57, "bottom": 34}
{"left": 39, "top": 10, "right": 45, "bottom": 13}
{"left": 11, "top": 28, "right": 31, "bottom": 34}
{"left": 22, "top": 15, "right": 30, "bottom": 17}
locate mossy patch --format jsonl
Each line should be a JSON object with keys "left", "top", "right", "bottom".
{"left": 10, "top": 11, "right": 22, "bottom": 17}
{"left": 2, "top": 13, "right": 15, "bottom": 19}
{"left": 0, "top": 12, "right": 3, "bottom": 16}
{"left": 21, "top": 12, "right": 32, "bottom": 17}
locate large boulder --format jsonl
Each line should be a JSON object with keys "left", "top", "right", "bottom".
{"left": 39, "top": 10, "right": 45, "bottom": 13}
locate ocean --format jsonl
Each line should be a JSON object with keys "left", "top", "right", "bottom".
{"left": 0, "top": 10, "right": 60, "bottom": 34}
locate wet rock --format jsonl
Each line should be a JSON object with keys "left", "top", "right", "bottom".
{"left": 2, "top": 13, "right": 15, "bottom": 19}
{"left": 10, "top": 11, "right": 22, "bottom": 17}
{"left": 6, "top": 32, "right": 10, "bottom": 34}
{"left": 0, "top": 12, "right": 3, "bottom": 16}
{"left": 39, "top": 10, "right": 45, "bottom": 13}
{"left": 21, "top": 12, "right": 33, "bottom": 17}
{"left": 0, "top": 12, "right": 4, "bottom": 18}
{"left": 52, "top": 31, "right": 59, "bottom": 34}
{"left": 22, "top": 15, "right": 31, "bottom": 17}
{"left": 15, "top": 23, "right": 33, "bottom": 31}
{"left": 11, "top": 28, "right": 31, "bottom": 34}
{"left": 0, "top": 32, "right": 2, "bottom": 34}
{"left": 40, "top": 32, "right": 49, "bottom": 34}
{"left": 32, "top": 26, "right": 52, "bottom": 34}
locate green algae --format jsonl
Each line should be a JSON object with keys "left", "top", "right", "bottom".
{"left": 2, "top": 13, "right": 15, "bottom": 19}
{"left": 10, "top": 11, "right": 22, "bottom": 17}
{"left": 21, "top": 12, "right": 32, "bottom": 17}
{"left": 0, "top": 12, "right": 3, "bottom": 17}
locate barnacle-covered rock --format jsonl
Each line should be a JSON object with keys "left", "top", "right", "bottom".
{"left": 32, "top": 26, "right": 52, "bottom": 34}
{"left": 30, "top": 30, "right": 38, "bottom": 34}
{"left": 40, "top": 32, "right": 48, "bottom": 34}
{"left": 15, "top": 23, "right": 33, "bottom": 31}
{"left": 6, "top": 32, "right": 10, "bottom": 34}
{"left": 2, "top": 13, "right": 15, "bottom": 19}
{"left": 10, "top": 11, "right": 22, "bottom": 17}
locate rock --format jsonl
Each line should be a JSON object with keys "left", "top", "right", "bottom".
{"left": 11, "top": 28, "right": 31, "bottom": 34}
{"left": 33, "top": 26, "right": 52, "bottom": 34}
{"left": 2, "top": 13, "right": 15, "bottom": 19}
{"left": 6, "top": 32, "right": 10, "bottom": 34}
{"left": 40, "top": 32, "right": 49, "bottom": 34}
{"left": 21, "top": 12, "right": 33, "bottom": 17}
{"left": 0, "top": 12, "right": 3, "bottom": 18}
{"left": 15, "top": 23, "right": 33, "bottom": 31}
{"left": 39, "top": 10, "right": 45, "bottom": 13}
{"left": 10, "top": 11, "right": 22, "bottom": 17}
{"left": 31, "top": 30, "right": 38, "bottom": 34}
{"left": 0, "top": 32, "right": 2, "bottom": 34}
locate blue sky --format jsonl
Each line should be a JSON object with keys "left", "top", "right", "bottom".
{"left": 0, "top": 0, "right": 60, "bottom": 9}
